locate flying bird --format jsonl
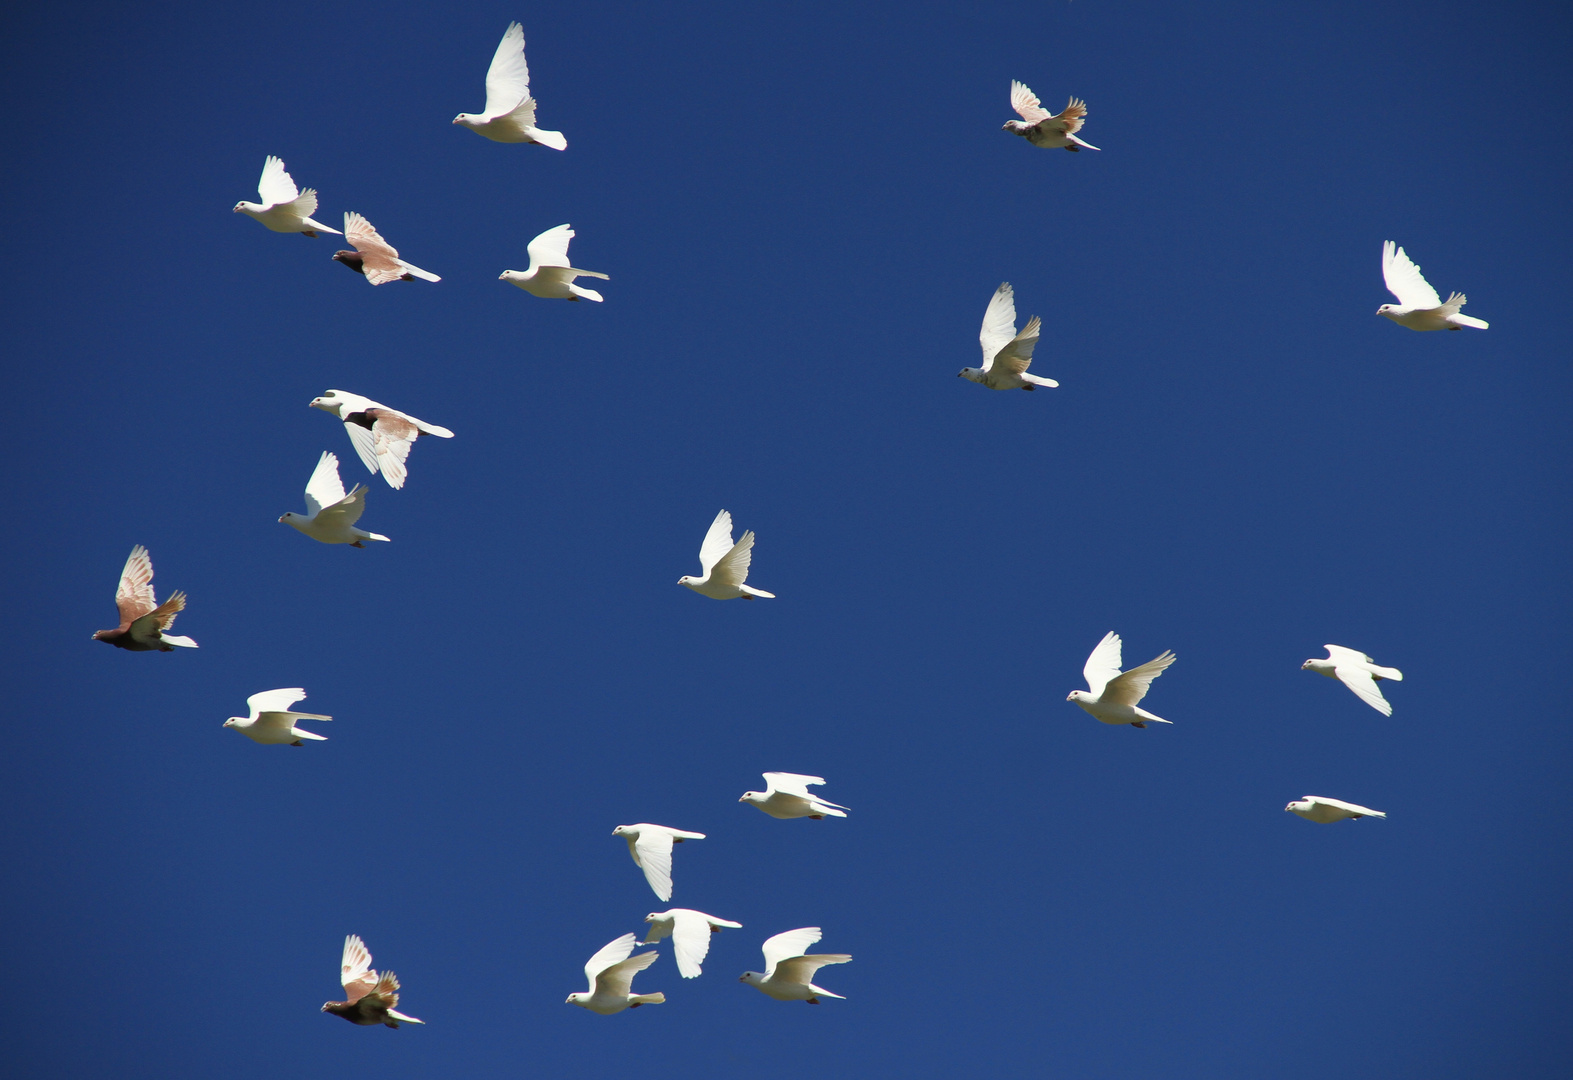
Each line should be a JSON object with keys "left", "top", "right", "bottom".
{"left": 309, "top": 390, "right": 454, "bottom": 490}
{"left": 566, "top": 933, "right": 665, "bottom": 1014}
{"left": 1378, "top": 241, "right": 1488, "bottom": 331}
{"left": 958, "top": 283, "right": 1057, "bottom": 391}
{"left": 453, "top": 22, "right": 566, "bottom": 149}
{"left": 612, "top": 824, "right": 706, "bottom": 902}
{"left": 678, "top": 509, "right": 776, "bottom": 600}
{"left": 233, "top": 156, "right": 341, "bottom": 236}
{"left": 1003, "top": 80, "right": 1100, "bottom": 151}
{"left": 224, "top": 687, "right": 331, "bottom": 746}
{"left": 1303, "top": 645, "right": 1403, "bottom": 716}
{"left": 92, "top": 545, "right": 198, "bottom": 652}
{"left": 499, "top": 224, "right": 609, "bottom": 301}
{"left": 740, "top": 773, "right": 849, "bottom": 820}
{"left": 279, "top": 452, "right": 389, "bottom": 547}
{"left": 740, "top": 928, "right": 851, "bottom": 1004}
{"left": 1067, "top": 631, "right": 1177, "bottom": 727}
{"left": 333, "top": 213, "right": 440, "bottom": 284}
{"left": 321, "top": 935, "right": 424, "bottom": 1027}
{"left": 642, "top": 909, "right": 743, "bottom": 979}
{"left": 1285, "top": 795, "right": 1387, "bottom": 824}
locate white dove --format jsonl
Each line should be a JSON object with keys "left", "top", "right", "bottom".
{"left": 499, "top": 224, "right": 609, "bottom": 301}
{"left": 1067, "top": 631, "right": 1177, "bottom": 727}
{"left": 1378, "top": 241, "right": 1488, "bottom": 331}
{"left": 566, "top": 934, "right": 665, "bottom": 1014}
{"left": 233, "top": 156, "right": 341, "bottom": 236}
{"left": 958, "top": 283, "right": 1057, "bottom": 391}
{"left": 308, "top": 390, "right": 454, "bottom": 490}
{"left": 740, "top": 928, "right": 851, "bottom": 1004}
{"left": 740, "top": 773, "right": 849, "bottom": 820}
{"left": 1003, "top": 80, "right": 1100, "bottom": 151}
{"left": 1303, "top": 645, "right": 1403, "bottom": 716}
{"left": 642, "top": 909, "right": 743, "bottom": 979}
{"left": 1285, "top": 795, "right": 1387, "bottom": 824}
{"left": 333, "top": 213, "right": 440, "bottom": 284}
{"left": 612, "top": 824, "right": 706, "bottom": 901}
{"left": 279, "top": 452, "right": 389, "bottom": 547}
{"left": 678, "top": 509, "right": 776, "bottom": 600}
{"left": 224, "top": 688, "right": 331, "bottom": 746}
{"left": 453, "top": 22, "right": 566, "bottom": 149}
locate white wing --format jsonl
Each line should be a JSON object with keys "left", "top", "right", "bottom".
{"left": 761, "top": 927, "right": 822, "bottom": 979}
{"left": 634, "top": 831, "right": 677, "bottom": 901}
{"left": 1010, "top": 80, "right": 1049, "bottom": 124}
{"left": 697, "top": 510, "right": 736, "bottom": 573}
{"left": 708, "top": 531, "right": 754, "bottom": 589}
{"left": 339, "top": 934, "right": 379, "bottom": 1001}
{"left": 991, "top": 316, "right": 1040, "bottom": 376}
{"left": 525, "top": 224, "right": 575, "bottom": 271}
{"left": 762, "top": 772, "right": 827, "bottom": 799}
{"left": 596, "top": 950, "right": 658, "bottom": 997}
{"left": 774, "top": 954, "right": 851, "bottom": 986}
{"left": 978, "top": 283, "right": 1018, "bottom": 370}
{"left": 245, "top": 687, "right": 307, "bottom": 719}
{"left": 1082, "top": 631, "right": 1124, "bottom": 698}
{"left": 1382, "top": 241, "right": 1442, "bottom": 308}
{"left": 316, "top": 485, "right": 370, "bottom": 529}
{"left": 343, "top": 422, "right": 380, "bottom": 475}
{"left": 256, "top": 155, "right": 299, "bottom": 207}
{"left": 1323, "top": 644, "right": 1374, "bottom": 667}
{"left": 303, "top": 451, "right": 348, "bottom": 517}
{"left": 668, "top": 911, "right": 714, "bottom": 979}
{"left": 1306, "top": 795, "right": 1385, "bottom": 818}
{"left": 1101, "top": 650, "right": 1176, "bottom": 706}
{"left": 482, "top": 21, "right": 532, "bottom": 118}
{"left": 1334, "top": 666, "right": 1392, "bottom": 715}
{"left": 583, "top": 933, "right": 639, "bottom": 989}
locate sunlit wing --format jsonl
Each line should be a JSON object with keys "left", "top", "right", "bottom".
{"left": 1101, "top": 650, "right": 1176, "bottom": 706}
{"left": 1082, "top": 631, "right": 1124, "bottom": 698}
{"left": 256, "top": 155, "right": 299, "bottom": 207}
{"left": 761, "top": 927, "right": 822, "bottom": 979}
{"left": 114, "top": 544, "right": 158, "bottom": 624}
{"left": 1382, "top": 241, "right": 1442, "bottom": 308}
{"left": 483, "top": 21, "right": 533, "bottom": 118}
{"left": 978, "top": 283, "right": 1018, "bottom": 371}
{"left": 303, "top": 451, "right": 348, "bottom": 517}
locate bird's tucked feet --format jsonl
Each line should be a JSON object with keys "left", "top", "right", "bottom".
{"left": 630, "top": 1002, "right": 643, "bottom": 1008}
{"left": 291, "top": 740, "right": 304, "bottom": 746}
{"left": 1131, "top": 721, "right": 1147, "bottom": 728}
{"left": 1065, "top": 145, "right": 1081, "bottom": 153}
{"left": 351, "top": 541, "right": 364, "bottom": 548}
{"left": 806, "top": 998, "right": 819, "bottom": 1005}
{"left": 1022, "top": 384, "right": 1035, "bottom": 391}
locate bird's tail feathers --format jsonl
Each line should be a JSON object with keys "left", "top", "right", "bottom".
{"left": 629, "top": 992, "right": 665, "bottom": 1006}
{"left": 386, "top": 1009, "right": 424, "bottom": 1025}
{"left": 529, "top": 128, "right": 568, "bottom": 151}
{"left": 810, "top": 801, "right": 849, "bottom": 817}
{"left": 159, "top": 634, "right": 200, "bottom": 648}
{"left": 399, "top": 262, "right": 442, "bottom": 283}
{"left": 1451, "top": 313, "right": 1489, "bottom": 329}
{"left": 1022, "top": 373, "right": 1059, "bottom": 388}
{"left": 807, "top": 985, "right": 847, "bottom": 999}
{"left": 567, "top": 283, "right": 604, "bottom": 302}
{"left": 740, "top": 585, "right": 776, "bottom": 599}
{"left": 1369, "top": 665, "right": 1403, "bottom": 682}
{"left": 291, "top": 728, "right": 329, "bottom": 741}
{"left": 359, "top": 531, "right": 392, "bottom": 543}
{"left": 1134, "top": 708, "right": 1173, "bottom": 725}
{"left": 1067, "top": 133, "right": 1101, "bottom": 150}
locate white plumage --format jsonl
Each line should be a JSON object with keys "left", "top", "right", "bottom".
{"left": 566, "top": 934, "right": 665, "bottom": 1014}
{"left": 1066, "top": 631, "right": 1177, "bottom": 727}
{"left": 958, "top": 283, "right": 1057, "bottom": 391}
{"left": 612, "top": 824, "right": 706, "bottom": 901}
{"left": 278, "top": 452, "right": 389, "bottom": 547}
{"left": 740, "top": 772, "right": 849, "bottom": 819}
{"left": 1002, "top": 80, "right": 1100, "bottom": 151}
{"left": 739, "top": 928, "right": 852, "bottom": 1003}
{"left": 223, "top": 687, "right": 332, "bottom": 746}
{"left": 499, "top": 224, "right": 609, "bottom": 301}
{"left": 1285, "top": 795, "right": 1387, "bottom": 824}
{"left": 1303, "top": 644, "right": 1403, "bottom": 716}
{"left": 453, "top": 22, "right": 566, "bottom": 149}
{"left": 678, "top": 509, "right": 776, "bottom": 600}
{"left": 308, "top": 390, "right": 454, "bottom": 490}
{"left": 233, "top": 156, "right": 341, "bottom": 236}
{"left": 642, "top": 909, "right": 743, "bottom": 979}
{"left": 1377, "top": 241, "right": 1488, "bottom": 331}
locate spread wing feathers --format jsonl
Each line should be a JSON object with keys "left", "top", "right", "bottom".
{"left": 343, "top": 422, "right": 381, "bottom": 475}
{"left": 761, "top": 928, "right": 823, "bottom": 978}
{"left": 483, "top": 21, "right": 533, "bottom": 118}
{"left": 634, "top": 834, "right": 676, "bottom": 901}
{"left": 1322, "top": 644, "right": 1375, "bottom": 666}
{"left": 708, "top": 531, "right": 755, "bottom": 588}
{"left": 992, "top": 316, "right": 1040, "bottom": 375}
{"left": 114, "top": 545, "right": 158, "bottom": 623}
{"left": 763, "top": 772, "right": 829, "bottom": 799}
{"left": 340, "top": 935, "right": 379, "bottom": 1002}
{"left": 583, "top": 934, "right": 640, "bottom": 989}
{"left": 669, "top": 913, "right": 715, "bottom": 978}
{"left": 1101, "top": 650, "right": 1176, "bottom": 706}
{"left": 303, "top": 451, "right": 348, "bottom": 517}
{"left": 370, "top": 413, "right": 419, "bottom": 489}
{"left": 596, "top": 950, "right": 659, "bottom": 997}
{"left": 1048, "top": 98, "right": 1089, "bottom": 134}
{"left": 318, "top": 485, "right": 370, "bottom": 528}
{"left": 774, "top": 954, "right": 851, "bottom": 986}
{"left": 1010, "top": 80, "right": 1050, "bottom": 124}
{"left": 128, "top": 592, "right": 186, "bottom": 643}
{"left": 257, "top": 155, "right": 299, "bottom": 207}
{"left": 246, "top": 688, "right": 309, "bottom": 717}
{"left": 362, "top": 970, "right": 401, "bottom": 1009}
{"left": 697, "top": 510, "right": 737, "bottom": 572}
{"left": 526, "top": 224, "right": 576, "bottom": 270}
{"left": 1082, "top": 631, "right": 1124, "bottom": 698}
{"left": 978, "top": 283, "right": 1018, "bottom": 370}
{"left": 1334, "top": 667, "right": 1392, "bottom": 715}
{"left": 343, "top": 213, "right": 406, "bottom": 283}
{"left": 1307, "top": 795, "right": 1386, "bottom": 819}
{"left": 1382, "top": 241, "right": 1442, "bottom": 308}
{"left": 285, "top": 189, "right": 320, "bottom": 221}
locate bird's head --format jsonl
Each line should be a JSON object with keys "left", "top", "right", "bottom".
{"left": 1300, "top": 659, "right": 1314, "bottom": 670}
{"left": 453, "top": 113, "right": 476, "bottom": 127}
{"left": 1066, "top": 690, "right": 1086, "bottom": 703}
{"left": 499, "top": 269, "right": 523, "bottom": 283}
{"left": 565, "top": 992, "right": 588, "bottom": 1006}
{"left": 612, "top": 825, "right": 633, "bottom": 838}
{"left": 309, "top": 391, "right": 342, "bottom": 415}
{"left": 739, "top": 790, "right": 764, "bottom": 805}
{"left": 958, "top": 367, "right": 983, "bottom": 382}
{"left": 91, "top": 629, "right": 111, "bottom": 642}
{"left": 677, "top": 575, "right": 698, "bottom": 587}
{"left": 279, "top": 512, "right": 300, "bottom": 524}
{"left": 644, "top": 912, "right": 660, "bottom": 923}
{"left": 1003, "top": 120, "right": 1029, "bottom": 135}
{"left": 233, "top": 201, "right": 256, "bottom": 214}
{"left": 1285, "top": 800, "right": 1307, "bottom": 814}
{"left": 223, "top": 717, "right": 241, "bottom": 728}
{"left": 1376, "top": 304, "right": 1399, "bottom": 317}
{"left": 319, "top": 1002, "right": 335, "bottom": 1013}
{"left": 740, "top": 971, "right": 762, "bottom": 985}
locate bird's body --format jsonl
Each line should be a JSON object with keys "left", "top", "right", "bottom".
{"left": 1377, "top": 241, "right": 1488, "bottom": 331}
{"left": 678, "top": 509, "right": 775, "bottom": 599}
{"left": 322, "top": 935, "right": 423, "bottom": 1027}
{"left": 224, "top": 687, "right": 331, "bottom": 746}
{"left": 1303, "top": 644, "right": 1403, "bottom": 716}
{"left": 333, "top": 213, "right": 440, "bottom": 285}
{"left": 740, "top": 772, "right": 849, "bottom": 819}
{"left": 233, "top": 156, "right": 341, "bottom": 236}
{"left": 309, "top": 390, "right": 453, "bottom": 490}
{"left": 567, "top": 933, "right": 665, "bottom": 1014}
{"left": 1285, "top": 795, "right": 1387, "bottom": 824}
{"left": 453, "top": 22, "right": 566, "bottom": 149}
{"left": 740, "top": 928, "right": 850, "bottom": 1004}
{"left": 612, "top": 824, "right": 706, "bottom": 901}
{"left": 93, "top": 545, "right": 198, "bottom": 651}
{"left": 1003, "top": 80, "right": 1099, "bottom": 151}
{"left": 499, "top": 224, "right": 608, "bottom": 301}
{"left": 1067, "top": 631, "right": 1177, "bottom": 727}
{"left": 279, "top": 451, "right": 389, "bottom": 546}
{"left": 958, "top": 283, "right": 1057, "bottom": 391}
{"left": 642, "top": 909, "right": 743, "bottom": 978}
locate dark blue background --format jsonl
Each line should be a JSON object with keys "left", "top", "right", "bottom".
{"left": 3, "top": 2, "right": 1569, "bottom": 1077}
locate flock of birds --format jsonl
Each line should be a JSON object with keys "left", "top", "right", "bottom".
{"left": 90, "top": 19, "right": 1489, "bottom": 1029}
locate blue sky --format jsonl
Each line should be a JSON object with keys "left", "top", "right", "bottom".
{"left": 3, "top": 1, "right": 1570, "bottom": 1076}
